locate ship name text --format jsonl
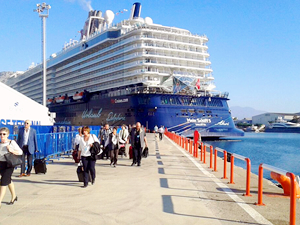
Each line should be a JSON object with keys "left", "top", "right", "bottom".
{"left": 82, "top": 109, "right": 103, "bottom": 119}
{"left": 216, "top": 120, "right": 230, "bottom": 126}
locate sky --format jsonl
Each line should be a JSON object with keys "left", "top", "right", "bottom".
{"left": 0, "top": 0, "right": 299, "bottom": 113}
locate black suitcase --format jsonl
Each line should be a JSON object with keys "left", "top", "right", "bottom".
{"left": 34, "top": 158, "right": 47, "bottom": 174}
{"left": 77, "top": 166, "right": 92, "bottom": 182}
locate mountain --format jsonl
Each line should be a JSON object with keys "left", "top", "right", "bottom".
{"left": 230, "top": 106, "right": 266, "bottom": 120}
{"left": 0, "top": 71, "right": 14, "bottom": 83}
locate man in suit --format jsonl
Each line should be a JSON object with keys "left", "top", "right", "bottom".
{"left": 99, "top": 123, "right": 112, "bottom": 160}
{"left": 129, "top": 122, "right": 148, "bottom": 167}
{"left": 17, "top": 120, "right": 38, "bottom": 177}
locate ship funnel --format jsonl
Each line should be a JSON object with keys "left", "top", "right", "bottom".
{"left": 129, "top": 2, "right": 142, "bottom": 19}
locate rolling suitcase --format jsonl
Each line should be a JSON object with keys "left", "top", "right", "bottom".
{"left": 129, "top": 146, "right": 133, "bottom": 159}
{"left": 34, "top": 158, "right": 47, "bottom": 174}
{"left": 77, "top": 166, "right": 92, "bottom": 182}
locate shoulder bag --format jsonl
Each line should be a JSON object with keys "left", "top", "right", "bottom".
{"left": 4, "top": 141, "right": 23, "bottom": 168}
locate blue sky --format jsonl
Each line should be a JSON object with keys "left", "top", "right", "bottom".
{"left": 0, "top": 0, "right": 299, "bottom": 113}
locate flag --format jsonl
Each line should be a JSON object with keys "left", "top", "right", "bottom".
{"left": 196, "top": 78, "right": 201, "bottom": 90}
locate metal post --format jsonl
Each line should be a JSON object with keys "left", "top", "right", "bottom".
{"left": 42, "top": 16, "right": 46, "bottom": 106}
{"left": 244, "top": 158, "right": 252, "bottom": 196}
{"left": 209, "top": 146, "right": 213, "bottom": 169}
{"left": 200, "top": 142, "right": 203, "bottom": 161}
{"left": 230, "top": 155, "right": 235, "bottom": 184}
{"left": 34, "top": 3, "right": 51, "bottom": 106}
{"left": 256, "top": 164, "right": 265, "bottom": 206}
{"left": 214, "top": 148, "right": 217, "bottom": 171}
{"left": 223, "top": 150, "right": 227, "bottom": 179}
{"left": 203, "top": 145, "right": 206, "bottom": 164}
{"left": 287, "top": 172, "right": 297, "bottom": 225}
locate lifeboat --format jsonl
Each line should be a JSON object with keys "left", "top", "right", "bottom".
{"left": 55, "top": 95, "right": 65, "bottom": 103}
{"left": 47, "top": 98, "right": 53, "bottom": 105}
{"left": 73, "top": 91, "right": 84, "bottom": 100}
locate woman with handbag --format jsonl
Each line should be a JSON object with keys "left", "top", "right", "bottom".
{"left": 77, "top": 126, "right": 100, "bottom": 188}
{"left": 0, "top": 127, "right": 23, "bottom": 208}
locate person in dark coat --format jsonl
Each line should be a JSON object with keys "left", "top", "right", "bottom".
{"left": 108, "top": 127, "right": 119, "bottom": 167}
{"left": 129, "top": 122, "right": 148, "bottom": 167}
{"left": 99, "top": 124, "right": 112, "bottom": 160}
{"left": 17, "top": 120, "right": 38, "bottom": 177}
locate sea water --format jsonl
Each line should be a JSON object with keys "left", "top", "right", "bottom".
{"left": 205, "top": 133, "right": 300, "bottom": 180}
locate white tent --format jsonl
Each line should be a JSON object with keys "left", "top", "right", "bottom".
{"left": 0, "top": 82, "right": 55, "bottom": 126}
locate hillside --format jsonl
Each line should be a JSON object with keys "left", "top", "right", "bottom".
{"left": 230, "top": 106, "right": 266, "bottom": 120}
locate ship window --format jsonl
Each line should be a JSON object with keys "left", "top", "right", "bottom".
{"left": 207, "top": 99, "right": 223, "bottom": 107}
{"left": 181, "top": 110, "right": 187, "bottom": 113}
{"left": 199, "top": 110, "right": 204, "bottom": 113}
{"left": 206, "top": 111, "right": 212, "bottom": 113}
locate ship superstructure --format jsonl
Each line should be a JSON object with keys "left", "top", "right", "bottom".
{"left": 5, "top": 2, "right": 243, "bottom": 138}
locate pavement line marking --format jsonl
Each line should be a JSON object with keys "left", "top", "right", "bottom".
{"left": 166, "top": 137, "right": 273, "bottom": 225}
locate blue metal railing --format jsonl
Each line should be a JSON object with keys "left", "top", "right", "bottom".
{"left": 9, "top": 130, "right": 100, "bottom": 161}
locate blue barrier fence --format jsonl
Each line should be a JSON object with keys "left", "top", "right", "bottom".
{"left": 8, "top": 130, "right": 100, "bottom": 161}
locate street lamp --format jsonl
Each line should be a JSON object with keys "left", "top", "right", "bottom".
{"left": 34, "top": 3, "right": 51, "bottom": 106}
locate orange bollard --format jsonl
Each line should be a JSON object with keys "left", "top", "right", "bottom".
{"left": 195, "top": 142, "right": 199, "bottom": 158}
{"left": 209, "top": 146, "right": 213, "bottom": 169}
{"left": 256, "top": 164, "right": 265, "bottom": 206}
{"left": 200, "top": 143, "right": 203, "bottom": 162}
{"left": 244, "top": 158, "right": 252, "bottom": 196}
{"left": 223, "top": 150, "right": 227, "bottom": 179}
{"left": 185, "top": 138, "right": 188, "bottom": 151}
{"left": 214, "top": 148, "right": 217, "bottom": 172}
{"left": 203, "top": 145, "right": 206, "bottom": 164}
{"left": 229, "top": 155, "right": 235, "bottom": 184}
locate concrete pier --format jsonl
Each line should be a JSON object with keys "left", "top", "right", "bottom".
{"left": 0, "top": 134, "right": 298, "bottom": 224}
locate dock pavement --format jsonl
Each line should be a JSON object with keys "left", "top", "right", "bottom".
{"left": 0, "top": 134, "right": 298, "bottom": 225}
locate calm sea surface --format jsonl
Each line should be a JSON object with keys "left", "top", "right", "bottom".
{"left": 205, "top": 132, "right": 300, "bottom": 179}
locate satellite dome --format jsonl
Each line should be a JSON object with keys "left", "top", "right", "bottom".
{"left": 104, "top": 10, "right": 115, "bottom": 25}
{"left": 144, "top": 17, "right": 153, "bottom": 25}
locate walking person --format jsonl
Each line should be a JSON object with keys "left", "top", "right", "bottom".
{"left": 154, "top": 125, "right": 158, "bottom": 137}
{"left": 77, "top": 126, "right": 99, "bottom": 188}
{"left": 109, "top": 127, "right": 119, "bottom": 167}
{"left": 0, "top": 127, "right": 23, "bottom": 208}
{"left": 99, "top": 124, "right": 112, "bottom": 160}
{"left": 72, "top": 127, "right": 82, "bottom": 163}
{"left": 119, "top": 124, "right": 129, "bottom": 157}
{"left": 158, "top": 126, "right": 164, "bottom": 140}
{"left": 129, "top": 122, "right": 148, "bottom": 167}
{"left": 17, "top": 120, "right": 38, "bottom": 177}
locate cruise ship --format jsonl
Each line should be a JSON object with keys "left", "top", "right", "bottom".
{"left": 5, "top": 2, "right": 243, "bottom": 138}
